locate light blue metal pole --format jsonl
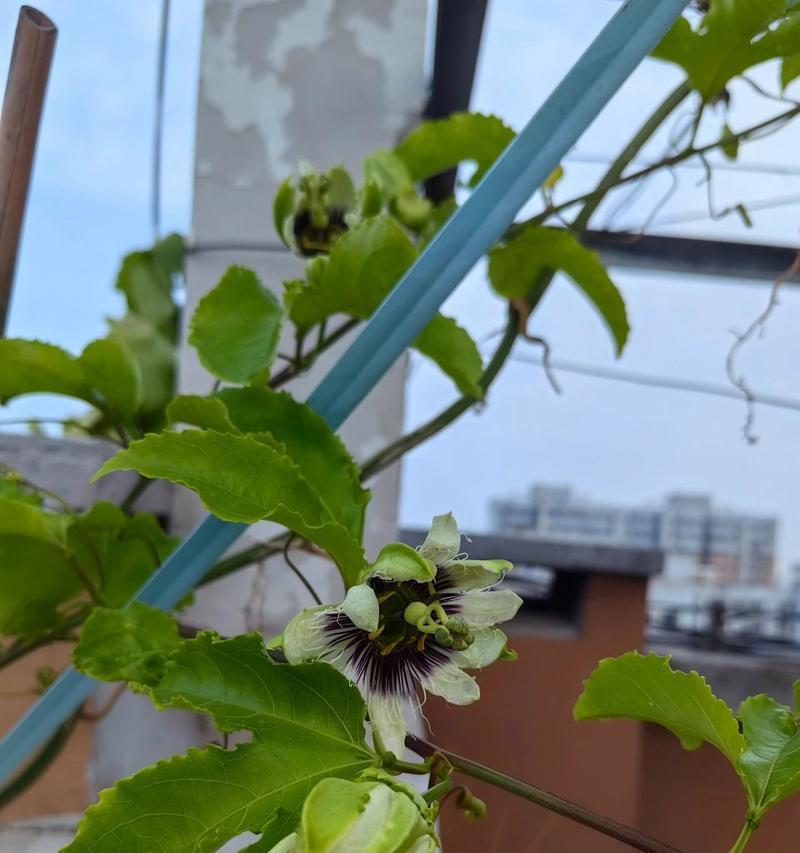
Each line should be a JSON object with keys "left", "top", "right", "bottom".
{"left": 0, "top": 0, "right": 687, "bottom": 786}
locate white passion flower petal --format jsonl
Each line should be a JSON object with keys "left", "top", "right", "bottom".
{"left": 457, "top": 589, "right": 523, "bottom": 628}
{"left": 421, "top": 662, "right": 480, "bottom": 705}
{"left": 340, "top": 583, "right": 380, "bottom": 632}
{"left": 418, "top": 512, "right": 461, "bottom": 565}
{"left": 453, "top": 627, "right": 509, "bottom": 670}
{"left": 368, "top": 693, "right": 409, "bottom": 758}
{"left": 440, "top": 558, "right": 512, "bottom": 592}
{"left": 283, "top": 606, "right": 330, "bottom": 663}
{"left": 370, "top": 542, "right": 436, "bottom": 583}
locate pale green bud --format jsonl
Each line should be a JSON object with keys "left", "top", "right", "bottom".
{"left": 268, "top": 777, "right": 437, "bottom": 853}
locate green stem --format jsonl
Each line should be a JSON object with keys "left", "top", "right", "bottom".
{"left": 120, "top": 476, "right": 153, "bottom": 514}
{"left": 423, "top": 777, "right": 454, "bottom": 803}
{"left": 406, "top": 735, "right": 685, "bottom": 853}
{"left": 199, "top": 535, "right": 290, "bottom": 585}
{"left": 728, "top": 822, "right": 753, "bottom": 853}
{"left": 269, "top": 318, "right": 360, "bottom": 389}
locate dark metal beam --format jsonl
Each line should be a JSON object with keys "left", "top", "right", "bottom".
{"left": 582, "top": 230, "right": 800, "bottom": 284}
{"left": 424, "top": 0, "right": 489, "bottom": 202}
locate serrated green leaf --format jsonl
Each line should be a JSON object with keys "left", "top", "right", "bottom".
{"left": 363, "top": 150, "right": 415, "bottom": 202}
{"left": 79, "top": 339, "right": 142, "bottom": 419}
{"left": 73, "top": 602, "right": 181, "bottom": 684}
{"left": 215, "top": 387, "right": 369, "bottom": 542}
{"left": 116, "top": 251, "right": 176, "bottom": 328}
{"left": 64, "top": 634, "right": 375, "bottom": 853}
{"left": 394, "top": 112, "right": 515, "bottom": 186}
{"left": 651, "top": 3, "right": 800, "bottom": 99}
{"left": 189, "top": 266, "right": 284, "bottom": 384}
{"left": 738, "top": 692, "right": 800, "bottom": 817}
{"left": 0, "top": 339, "right": 92, "bottom": 404}
{"left": 489, "top": 226, "right": 629, "bottom": 355}
{"left": 107, "top": 314, "right": 175, "bottom": 416}
{"left": 574, "top": 651, "right": 744, "bottom": 765}
{"left": 273, "top": 177, "right": 296, "bottom": 247}
{"left": 166, "top": 395, "right": 240, "bottom": 433}
{"left": 414, "top": 314, "right": 483, "bottom": 398}
{"left": 94, "top": 430, "right": 366, "bottom": 586}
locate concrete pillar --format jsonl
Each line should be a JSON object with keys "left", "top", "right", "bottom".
{"left": 91, "top": 0, "right": 427, "bottom": 795}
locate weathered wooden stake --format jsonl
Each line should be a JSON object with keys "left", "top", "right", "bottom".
{"left": 0, "top": 6, "right": 56, "bottom": 335}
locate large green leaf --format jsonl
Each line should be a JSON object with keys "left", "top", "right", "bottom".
{"left": 651, "top": 2, "right": 800, "bottom": 99}
{"left": 414, "top": 314, "right": 483, "bottom": 398}
{"left": 394, "top": 112, "right": 515, "bottom": 186}
{"left": 73, "top": 602, "right": 181, "bottom": 684}
{"left": 215, "top": 387, "right": 369, "bottom": 541}
{"left": 107, "top": 314, "right": 175, "bottom": 415}
{"left": 574, "top": 652, "right": 744, "bottom": 765}
{"left": 0, "top": 339, "right": 92, "bottom": 404}
{"left": 79, "top": 339, "right": 142, "bottom": 419}
{"left": 94, "top": 430, "right": 367, "bottom": 586}
{"left": 489, "top": 226, "right": 629, "bottom": 356}
{"left": 64, "top": 634, "right": 375, "bottom": 853}
{"left": 738, "top": 691, "right": 800, "bottom": 817}
{"left": 190, "top": 266, "right": 284, "bottom": 384}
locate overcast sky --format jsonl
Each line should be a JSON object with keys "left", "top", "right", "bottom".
{"left": 2, "top": 1, "right": 800, "bottom": 579}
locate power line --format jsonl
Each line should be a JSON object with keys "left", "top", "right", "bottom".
{"left": 567, "top": 151, "right": 800, "bottom": 178}
{"left": 510, "top": 351, "right": 800, "bottom": 414}
{"left": 152, "top": 0, "right": 171, "bottom": 241}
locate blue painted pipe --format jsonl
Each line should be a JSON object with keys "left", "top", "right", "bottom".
{"left": 0, "top": 0, "right": 688, "bottom": 787}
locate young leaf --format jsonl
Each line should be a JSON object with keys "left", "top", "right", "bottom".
{"left": 273, "top": 177, "right": 296, "bottom": 246}
{"left": 116, "top": 251, "right": 176, "bottom": 329}
{"left": 414, "top": 314, "right": 483, "bottom": 398}
{"left": 166, "top": 394, "right": 240, "bottom": 433}
{"left": 289, "top": 216, "right": 417, "bottom": 333}
{"left": 489, "top": 226, "right": 629, "bottom": 356}
{"left": 107, "top": 314, "right": 175, "bottom": 416}
{"left": 73, "top": 602, "right": 181, "bottom": 684}
{"left": 738, "top": 692, "right": 800, "bottom": 817}
{"left": 651, "top": 3, "right": 800, "bottom": 100}
{"left": 574, "top": 651, "right": 744, "bottom": 766}
{"left": 0, "top": 339, "right": 92, "bottom": 404}
{"left": 189, "top": 266, "right": 284, "bottom": 384}
{"left": 152, "top": 232, "right": 185, "bottom": 277}
{"left": 215, "top": 387, "right": 369, "bottom": 541}
{"left": 79, "top": 339, "right": 142, "bottom": 419}
{"left": 64, "top": 634, "right": 375, "bottom": 853}
{"left": 394, "top": 112, "right": 515, "bottom": 186}
{"left": 94, "top": 430, "right": 367, "bottom": 586}
{"left": 289, "top": 216, "right": 480, "bottom": 396}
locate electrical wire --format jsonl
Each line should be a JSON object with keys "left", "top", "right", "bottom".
{"left": 567, "top": 151, "right": 800, "bottom": 178}
{"left": 152, "top": 0, "right": 171, "bottom": 241}
{"left": 510, "top": 351, "right": 800, "bottom": 413}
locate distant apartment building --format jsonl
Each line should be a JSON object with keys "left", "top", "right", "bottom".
{"left": 490, "top": 485, "right": 776, "bottom": 587}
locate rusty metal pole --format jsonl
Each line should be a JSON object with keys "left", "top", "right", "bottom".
{"left": 0, "top": 6, "right": 56, "bottom": 335}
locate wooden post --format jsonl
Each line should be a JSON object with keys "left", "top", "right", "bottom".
{"left": 0, "top": 6, "right": 56, "bottom": 335}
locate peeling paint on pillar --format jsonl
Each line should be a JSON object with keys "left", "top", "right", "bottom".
{"left": 92, "top": 0, "right": 427, "bottom": 795}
